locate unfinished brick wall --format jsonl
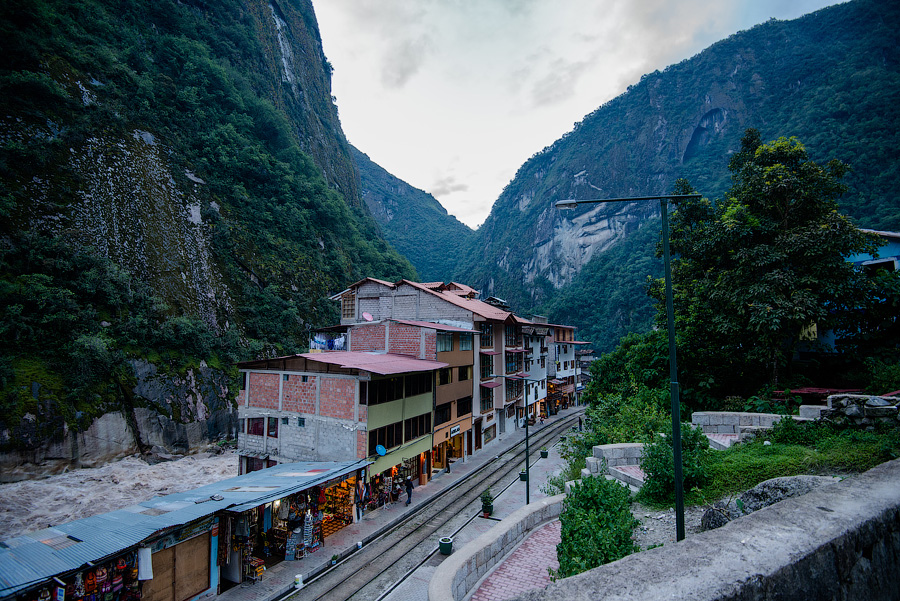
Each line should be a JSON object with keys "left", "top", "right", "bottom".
{"left": 424, "top": 331, "right": 436, "bottom": 359}
{"left": 320, "top": 377, "right": 356, "bottom": 419}
{"left": 357, "top": 430, "right": 368, "bottom": 459}
{"left": 388, "top": 323, "right": 422, "bottom": 357}
{"left": 283, "top": 375, "right": 317, "bottom": 413}
{"left": 351, "top": 324, "right": 386, "bottom": 352}
{"left": 248, "top": 373, "right": 279, "bottom": 409}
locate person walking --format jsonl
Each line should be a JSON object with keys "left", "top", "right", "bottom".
{"left": 405, "top": 476, "right": 413, "bottom": 506}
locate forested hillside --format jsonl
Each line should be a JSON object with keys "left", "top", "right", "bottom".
{"left": 452, "top": 0, "right": 900, "bottom": 352}
{"left": 0, "top": 0, "right": 414, "bottom": 469}
{"left": 352, "top": 145, "right": 473, "bottom": 282}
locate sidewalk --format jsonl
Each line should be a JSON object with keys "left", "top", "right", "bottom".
{"left": 218, "top": 406, "right": 583, "bottom": 601}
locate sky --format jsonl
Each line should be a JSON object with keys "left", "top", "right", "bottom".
{"left": 312, "top": 0, "right": 843, "bottom": 229}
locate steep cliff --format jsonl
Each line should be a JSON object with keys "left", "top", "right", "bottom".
{"left": 352, "top": 145, "right": 474, "bottom": 282}
{"left": 454, "top": 0, "right": 900, "bottom": 350}
{"left": 0, "top": 0, "right": 414, "bottom": 476}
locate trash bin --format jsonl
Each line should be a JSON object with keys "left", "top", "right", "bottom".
{"left": 439, "top": 537, "right": 453, "bottom": 555}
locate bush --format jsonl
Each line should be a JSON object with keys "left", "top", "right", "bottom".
{"left": 638, "top": 423, "right": 710, "bottom": 505}
{"left": 553, "top": 475, "right": 638, "bottom": 580}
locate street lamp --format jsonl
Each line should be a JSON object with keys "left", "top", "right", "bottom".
{"left": 488, "top": 373, "right": 542, "bottom": 505}
{"left": 555, "top": 193, "right": 700, "bottom": 541}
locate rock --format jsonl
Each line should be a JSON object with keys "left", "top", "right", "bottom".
{"left": 738, "top": 475, "right": 840, "bottom": 513}
{"left": 701, "top": 505, "right": 733, "bottom": 530}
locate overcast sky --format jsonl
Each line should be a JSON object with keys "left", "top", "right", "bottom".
{"left": 313, "top": 0, "right": 842, "bottom": 229}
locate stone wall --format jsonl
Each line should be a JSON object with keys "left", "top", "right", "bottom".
{"left": 511, "top": 458, "right": 900, "bottom": 601}
{"left": 820, "top": 394, "right": 900, "bottom": 427}
{"left": 428, "top": 495, "right": 565, "bottom": 601}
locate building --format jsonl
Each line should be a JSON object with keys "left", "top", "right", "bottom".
{"left": 236, "top": 352, "right": 445, "bottom": 497}
{"left": 0, "top": 461, "right": 368, "bottom": 601}
{"left": 545, "top": 323, "right": 587, "bottom": 413}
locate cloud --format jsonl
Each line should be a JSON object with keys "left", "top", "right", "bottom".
{"left": 529, "top": 57, "right": 590, "bottom": 107}
{"left": 381, "top": 35, "right": 433, "bottom": 88}
{"left": 430, "top": 175, "right": 470, "bottom": 197}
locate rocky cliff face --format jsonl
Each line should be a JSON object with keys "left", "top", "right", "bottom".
{"left": 455, "top": 0, "right": 900, "bottom": 322}
{"left": 0, "top": 0, "right": 413, "bottom": 473}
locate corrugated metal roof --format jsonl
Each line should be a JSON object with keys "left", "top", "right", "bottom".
{"left": 0, "top": 460, "right": 369, "bottom": 599}
{"left": 298, "top": 351, "right": 447, "bottom": 375}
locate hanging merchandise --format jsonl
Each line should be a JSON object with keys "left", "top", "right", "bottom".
{"left": 74, "top": 573, "right": 86, "bottom": 598}
{"left": 137, "top": 548, "right": 153, "bottom": 581}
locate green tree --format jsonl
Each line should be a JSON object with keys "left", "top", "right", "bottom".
{"left": 662, "top": 130, "right": 882, "bottom": 402}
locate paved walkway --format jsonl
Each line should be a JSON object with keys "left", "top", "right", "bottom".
{"left": 219, "top": 406, "right": 583, "bottom": 601}
{"left": 470, "top": 520, "right": 561, "bottom": 601}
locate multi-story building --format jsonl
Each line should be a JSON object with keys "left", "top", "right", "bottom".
{"left": 546, "top": 323, "right": 586, "bottom": 413}
{"left": 334, "top": 279, "right": 534, "bottom": 451}
{"left": 236, "top": 351, "right": 445, "bottom": 488}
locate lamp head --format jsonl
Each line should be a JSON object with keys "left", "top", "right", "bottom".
{"left": 555, "top": 199, "right": 578, "bottom": 210}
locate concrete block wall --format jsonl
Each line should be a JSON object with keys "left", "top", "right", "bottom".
{"left": 691, "top": 411, "right": 783, "bottom": 434}
{"left": 592, "top": 443, "right": 644, "bottom": 468}
{"left": 428, "top": 495, "right": 566, "bottom": 601}
{"left": 511, "top": 459, "right": 900, "bottom": 601}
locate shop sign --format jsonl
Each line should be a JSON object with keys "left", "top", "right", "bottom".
{"left": 450, "top": 425, "right": 461, "bottom": 437}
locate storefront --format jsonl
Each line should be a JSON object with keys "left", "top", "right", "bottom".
{"left": 433, "top": 419, "right": 470, "bottom": 471}
{"left": 0, "top": 460, "right": 370, "bottom": 601}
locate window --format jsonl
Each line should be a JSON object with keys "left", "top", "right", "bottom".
{"left": 248, "top": 417, "right": 264, "bottom": 435}
{"left": 480, "top": 354, "right": 494, "bottom": 379}
{"left": 341, "top": 291, "right": 356, "bottom": 319}
{"left": 459, "top": 333, "right": 473, "bottom": 351}
{"left": 480, "top": 387, "right": 493, "bottom": 412}
{"left": 281, "top": 417, "right": 288, "bottom": 425}
{"left": 438, "top": 368, "right": 452, "bottom": 386}
{"left": 457, "top": 396, "right": 472, "bottom": 416}
{"left": 267, "top": 417, "right": 278, "bottom": 438}
{"left": 283, "top": 374, "right": 289, "bottom": 381}
{"left": 458, "top": 365, "right": 472, "bottom": 381}
{"left": 404, "top": 413, "right": 431, "bottom": 441}
{"left": 437, "top": 332, "right": 453, "bottom": 352}
{"left": 369, "top": 421, "right": 404, "bottom": 455}
{"left": 434, "top": 404, "right": 451, "bottom": 426}
{"left": 484, "top": 425, "right": 496, "bottom": 443}
{"left": 505, "top": 325, "right": 518, "bottom": 347}
{"left": 241, "top": 373, "right": 247, "bottom": 390}
{"left": 302, "top": 375, "right": 309, "bottom": 383}
{"left": 505, "top": 379, "right": 523, "bottom": 401}
{"left": 297, "top": 417, "right": 306, "bottom": 427}
{"left": 479, "top": 323, "right": 493, "bottom": 347}
{"left": 505, "top": 352, "right": 522, "bottom": 374}
{"left": 405, "top": 372, "right": 433, "bottom": 397}
{"left": 361, "top": 376, "right": 404, "bottom": 405}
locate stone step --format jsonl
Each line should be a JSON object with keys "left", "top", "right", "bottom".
{"left": 608, "top": 464, "right": 645, "bottom": 489}
{"left": 704, "top": 433, "right": 739, "bottom": 450}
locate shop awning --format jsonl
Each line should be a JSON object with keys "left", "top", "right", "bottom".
{"left": 480, "top": 381, "right": 502, "bottom": 388}
{"left": 480, "top": 350, "right": 501, "bottom": 355}
{"left": 504, "top": 348, "right": 526, "bottom": 353}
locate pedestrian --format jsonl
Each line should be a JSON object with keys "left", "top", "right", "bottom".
{"left": 405, "top": 476, "right": 413, "bottom": 506}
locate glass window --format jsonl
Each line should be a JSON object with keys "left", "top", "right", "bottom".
{"left": 434, "top": 404, "right": 451, "bottom": 426}
{"left": 439, "top": 368, "right": 452, "bottom": 386}
{"left": 457, "top": 396, "right": 473, "bottom": 415}
{"left": 479, "top": 387, "right": 493, "bottom": 412}
{"left": 437, "top": 332, "right": 453, "bottom": 352}
{"left": 458, "top": 365, "right": 472, "bottom": 381}
{"left": 459, "top": 333, "right": 473, "bottom": 351}
{"left": 479, "top": 323, "right": 493, "bottom": 347}
{"left": 480, "top": 354, "right": 494, "bottom": 379}
{"left": 248, "top": 417, "right": 264, "bottom": 436}
{"left": 341, "top": 291, "right": 356, "bottom": 319}
{"left": 405, "top": 372, "right": 433, "bottom": 397}
{"left": 267, "top": 417, "right": 278, "bottom": 438}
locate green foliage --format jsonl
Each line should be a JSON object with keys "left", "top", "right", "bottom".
{"left": 638, "top": 423, "right": 711, "bottom": 505}
{"left": 453, "top": 0, "right": 900, "bottom": 355}
{"left": 541, "top": 455, "right": 586, "bottom": 497}
{"left": 553, "top": 475, "right": 639, "bottom": 580}
{"left": 661, "top": 131, "right": 886, "bottom": 402}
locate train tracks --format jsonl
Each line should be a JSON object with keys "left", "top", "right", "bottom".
{"left": 287, "top": 411, "right": 583, "bottom": 601}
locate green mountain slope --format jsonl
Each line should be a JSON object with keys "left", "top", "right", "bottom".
{"left": 454, "top": 0, "right": 900, "bottom": 351}
{"left": 0, "top": 0, "right": 414, "bottom": 465}
{"left": 351, "top": 145, "right": 474, "bottom": 282}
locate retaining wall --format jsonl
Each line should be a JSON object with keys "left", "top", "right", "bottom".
{"left": 428, "top": 495, "right": 566, "bottom": 601}
{"left": 511, "top": 458, "right": 900, "bottom": 601}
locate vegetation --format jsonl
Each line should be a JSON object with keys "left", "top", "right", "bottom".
{"left": 0, "top": 0, "right": 415, "bottom": 444}
{"left": 452, "top": 0, "right": 900, "bottom": 353}
{"left": 552, "top": 475, "right": 638, "bottom": 580}
{"left": 637, "top": 424, "right": 711, "bottom": 505}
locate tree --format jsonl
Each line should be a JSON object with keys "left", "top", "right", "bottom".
{"left": 662, "top": 129, "right": 882, "bottom": 403}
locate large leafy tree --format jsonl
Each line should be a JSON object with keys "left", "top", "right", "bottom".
{"left": 663, "top": 129, "right": 882, "bottom": 403}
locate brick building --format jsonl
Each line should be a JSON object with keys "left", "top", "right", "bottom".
{"left": 236, "top": 352, "right": 445, "bottom": 488}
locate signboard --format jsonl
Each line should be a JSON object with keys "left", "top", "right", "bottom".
{"left": 450, "top": 424, "right": 461, "bottom": 437}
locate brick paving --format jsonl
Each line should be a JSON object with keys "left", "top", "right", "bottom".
{"left": 470, "top": 520, "right": 561, "bottom": 601}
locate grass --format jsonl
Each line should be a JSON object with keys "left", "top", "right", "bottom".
{"left": 690, "top": 422, "right": 900, "bottom": 504}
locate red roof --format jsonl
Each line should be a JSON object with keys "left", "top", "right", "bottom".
{"left": 480, "top": 381, "right": 502, "bottom": 389}
{"left": 298, "top": 352, "right": 447, "bottom": 375}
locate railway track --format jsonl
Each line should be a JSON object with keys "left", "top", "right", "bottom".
{"left": 285, "top": 410, "right": 583, "bottom": 601}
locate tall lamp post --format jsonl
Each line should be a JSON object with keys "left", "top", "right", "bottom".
{"left": 489, "top": 373, "right": 543, "bottom": 505}
{"left": 556, "top": 193, "right": 700, "bottom": 541}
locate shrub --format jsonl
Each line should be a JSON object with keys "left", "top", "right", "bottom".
{"left": 553, "top": 475, "right": 638, "bottom": 580}
{"left": 638, "top": 423, "right": 710, "bottom": 505}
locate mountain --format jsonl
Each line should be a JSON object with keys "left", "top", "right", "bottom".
{"left": 452, "top": 0, "right": 900, "bottom": 351}
{"left": 0, "top": 0, "right": 415, "bottom": 475}
{"left": 351, "top": 145, "right": 474, "bottom": 282}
